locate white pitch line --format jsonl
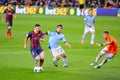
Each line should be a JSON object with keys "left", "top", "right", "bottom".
{"left": 0, "top": 44, "right": 120, "bottom": 48}
{"left": 0, "top": 48, "right": 120, "bottom": 55}
{"left": 0, "top": 48, "right": 101, "bottom": 55}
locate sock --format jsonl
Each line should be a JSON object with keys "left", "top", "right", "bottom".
{"left": 7, "top": 29, "right": 11, "bottom": 36}
{"left": 81, "top": 34, "right": 86, "bottom": 41}
{"left": 99, "top": 59, "right": 108, "bottom": 66}
{"left": 9, "top": 29, "right": 12, "bottom": 36}
{"left": 95, "top": 53, "right": 102, "bottom": 63}
{"left": 39, "top": 59, "right": 44, "bottom": 67}
{"left": 7, "top": 29, "right": 9, "bottom": 35}
{"left": 91, "top": 34, "right": 95, "bottom": 42}
{"left": 63, "top": 58, "right": 67, "bottom": 64}
{"left": 53, "top": 57, "right": 57, "bottom": 61}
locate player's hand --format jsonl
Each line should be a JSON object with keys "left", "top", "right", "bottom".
{"left": 68, "top": 45, "right": 71, "bottom": 48}
{"left": 24, "top": 44, "right": 27, "bottom": 48}
{"left": 40, "top": 38, "right": 45, "bottom": 42}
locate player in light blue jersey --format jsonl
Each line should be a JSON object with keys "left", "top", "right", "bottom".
{"left": 81, "top": 9, "right": 95, "bottom": 44}
{"left": 44, "top": 25, "right": 71, "bottom": 67}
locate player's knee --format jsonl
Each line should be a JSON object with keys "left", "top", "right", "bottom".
{"left": 91, "top": 31, "right": 95, "bottom": 34}
{"left": 35, "top": 56, "right": 40, "bottom": 61}
{"left": 56, "top": 56, "right": 60, "bottom": 60}
{"left": 62, "top": 53, "right": 67, "bottom": 58}
{"left": 100, "top": 50, "right": 106, "bottom": 55}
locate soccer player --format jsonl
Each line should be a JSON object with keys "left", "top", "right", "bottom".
{"left": 44, "top": 24, "right": 71, "bottom": 67}
{"left": 2, "top": 3, "right": 16, "bottom": 39}
{"left": 78, "top": 0, "right": 85, "bottom": 16}
{"left": 24, "top": 24, "right": 45, "bottom": 70}
{"left": 90, "top": 30, "right": 118, "bottom": 69}
{"left": 80, "top": 9, "right": 95, "bottom": 44}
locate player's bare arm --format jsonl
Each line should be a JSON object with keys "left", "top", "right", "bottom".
{"left": 40, "top": 36, "right": 45, "bottom": 42}
{"left": 24, "top": 37, "right": 28, "bottom": 48}
{"left": 96, "top": 41, "right": 112, "bottom": 46}
{"left": 43, "top": 32, "right": 48, "bottom": 35}
{"left": 2, "top": 13, "right": 4, "bottom": 22}
{"left": 14, "top": 13, "right": 16, "bottom": 18}
{"left": 64, "top": 42, "right": 71, "bottom": 48}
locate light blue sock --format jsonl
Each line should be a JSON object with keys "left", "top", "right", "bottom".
{"left": 63, "top": 58, "right": 67, "bottom": 64}
{"left": 53, "top": 58, "right": 57, "bottom": 62}
{"left": 91, "top": 34, "right": 95, "bottom": 42}
{"left": 82, "top": 34, "right": 86, "bottom": 41}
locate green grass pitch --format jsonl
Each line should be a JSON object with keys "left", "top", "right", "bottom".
{"left": 0, "top": 14, "right": 120, "bottom": 80}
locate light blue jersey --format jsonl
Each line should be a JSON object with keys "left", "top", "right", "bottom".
{"left": 47, "top": 31, "right": 66, "bottom": 49}
{"left": 84, "top": 15, "right": 95, "bottom": 28}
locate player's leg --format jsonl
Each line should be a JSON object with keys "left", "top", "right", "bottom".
{"left": 36, "top": 46, "right": 45, "bottom": 70}
{"left": 38, "top": 51, "right": 44, "bottom": 70}
{"left": 39, "top": 51, "right": 44, "bottom": 66}
{"left": 9, "top": 21, "right": 13, "bottom": 38}
{"left": 51, "top": 48, "right": 60, "bottom": 67}
{"left": 53, "top": 55, "right": 60, "bottom": 67}
{"left": 95, "top": 53, "right": 114, "bottom": 69}
{"left": 90, "top": 47, "right": 106, "bottom": 66}
{"left": 6, "top": 21, "right": 13, "bottom": 39}
{"left": 90, "top": 28, "right": 95, "bottom": 44}
{"left": 79, "top": 4, "right": 84, "bottom": 16}
{"left": 81, "top": 28, "right": 89, "bottom": 44}
{"left": 6, "top": 21, "right": 11, "bottom": 38}
{"left": 31, "top": 49, "right": 39, "bottom": 63}
{"left": 61, "top": 52, "right": 68, "bottom": 67}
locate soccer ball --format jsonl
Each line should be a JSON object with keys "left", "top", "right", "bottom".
{"left": 33, "top": 66, "right": 41, "bottom": 73}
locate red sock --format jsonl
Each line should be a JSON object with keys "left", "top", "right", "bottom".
{"left": 8, "top": 29, "right": 11, "bottom": 36}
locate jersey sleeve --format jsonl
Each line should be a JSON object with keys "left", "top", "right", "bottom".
{"left": 106, "top": 36, "right": 114, "bottom": 44}
{"left": 47, "top": 31, "right": 53, "bottom": 36}
{"left": 26, "top": 32, "right": 32, "bottom": 39}
{"left": 40, "top": 32, "right": 44, "bottom": 39}
{"left": 61, "top": 35, "right": 66, "bottom": 43}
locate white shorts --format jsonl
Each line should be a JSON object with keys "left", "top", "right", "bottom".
{"left": 50, "top": 46, "right": 65, "bottom": 57}
{"left": 100, "top": 47, "right": 115, "bottom": 61}
{"left": 84, "top": 27, "right": 95, "bottom": 34}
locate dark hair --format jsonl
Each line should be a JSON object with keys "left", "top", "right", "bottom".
{"left": 35, "top": 24, "right": 40, "bottom": 27}
{"left": 57, "top": 24, "right": 63, "bottom": 29}
{"left": 89, "top": 8, "right": 93, "bottom": 12}
{"left": 90, "top": 8, "right": 93, "bottom": 10}
{"left": 103, "top": 30, "right": 109, "bottom": 34}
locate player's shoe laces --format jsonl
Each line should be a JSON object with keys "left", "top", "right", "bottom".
{"left": 94, "top": 65, "right": 101, "bottom": 69}
{"left": 90, "top": 61, "right": 97, "bottom": 66}
{"left": 53, "top": 60, "right": 58, "bottom": 67}
{"left": 63, "top": 64, "right": 68, "bottom": 68}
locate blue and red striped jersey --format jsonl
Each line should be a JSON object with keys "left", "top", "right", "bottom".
{"left": 26, "top": 30, "right": 44, "bottom": 49}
